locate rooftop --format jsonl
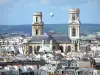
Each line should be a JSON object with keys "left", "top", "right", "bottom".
{"left": 29, "top": 34, "right": 71, "bottom": 44}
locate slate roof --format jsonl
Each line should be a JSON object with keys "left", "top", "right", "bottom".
{"left": 29, "top": 34, "right": 71, "bottom": 44}
{"left": 59, "top": 60, "right": 79, "bottom": 68}
{"left": 52, "top": 34, "right": 71, "bottom": 43}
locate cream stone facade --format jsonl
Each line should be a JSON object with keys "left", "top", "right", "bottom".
{"left": 24, "top": 8, "right": 81, "bottom": 55}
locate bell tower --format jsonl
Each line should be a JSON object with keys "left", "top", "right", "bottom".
{"left": 68, "top": 8, "right": 80, "bottom": 39}
{"left": 68, "top": 8, "right": 80, "bottom": 51}
{"left": 32, "top": 12, "right": 44, "bottom": 36}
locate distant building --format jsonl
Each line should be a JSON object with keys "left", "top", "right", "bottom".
{"left": 24, "top": 8, "right": 81, "bottom": 55}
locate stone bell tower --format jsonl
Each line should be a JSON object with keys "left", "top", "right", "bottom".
{"left": 68, "top": 8, "right": 80, "bottom": 39}
{"left": 68, "top": 8, "right": 80, "bottom": 51}
{"left": 32, "top": 12, "right": 44, "bottom": 36}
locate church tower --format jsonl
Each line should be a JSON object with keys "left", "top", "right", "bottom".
{"left": 68, "top": 8, "right": 80, "bottom": 39}
{"left": 32, "top": 12, "right": 44, "bottom": 36}
{"left": 68, "top": 8, "right": 80, "bottom": 51}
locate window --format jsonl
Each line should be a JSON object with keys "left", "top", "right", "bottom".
{"left": 37, "top": 46, "right": 40, "bottom": 51}
{"left": 72, "top": 27, "right": 76, "bottom": 36}
{"left": 36, "top": 17, "right": 38, "bottom": 22}
{"left": 34, "top": 46, "right": 37, "bottom": 54}
{"left": 36, "top": 29, "right": 38, "bottom": 35}
{"left": 29, "top": 46, "right": 32, "bottom": 54}
{"left": 68, "top": 46, "right": 71, "bottom": 52}
{"left": 53, "top": 46, "right": 56, "bottom": 50}
{"left": 72, "top": 14, "right": 75, "bottom": 21}
{"left": 59, "top": 46, "right": 63, "bottom": 52}
{"left": 62, "top": 71, "right": 64, "bottom": 74}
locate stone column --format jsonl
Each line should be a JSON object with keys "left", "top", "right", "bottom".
{"left": 26, "top": 44, "right": 28, "bottom": 54}
{"left": 77, "top": 40, "right": 80, "bottom": 51}
{"left": 69, "top": 27, "right": 72, "bottom": 37}
{"left": 77, "top": 27, "right": 80, "bottom": 38}
{"left": 42, "top": 40, "right": 45, "bottom": 46}
{"left": 76, "top": 27, "right": 78, "bottom": 37}
{"left": 50, "top": 40, "right": 53, "bottom": 50}
{"left": 32, "top": 46, "right": 35, "bottom": 54}
{"left": 63, "top": 44, "right": 66, "bottom": 53}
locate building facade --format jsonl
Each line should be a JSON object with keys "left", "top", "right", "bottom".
{"left": 24, "top": 8, "right": 81, "bottom": 55}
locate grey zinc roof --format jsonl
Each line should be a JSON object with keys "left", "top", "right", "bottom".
{"left": 29, "top": 35, "right": 56, "bottom": 43}
{"left": 52, "top": 34, "right": 71, "bottom": 43}
{"left": 29, "top": 34, "right": 71, "bottom": 43}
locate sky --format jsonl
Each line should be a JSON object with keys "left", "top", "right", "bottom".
{"left": 0, "top": 0, "right": 100, "bottom": 25}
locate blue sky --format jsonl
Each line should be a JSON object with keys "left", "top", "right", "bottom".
{"left": 0, "top": 0, "right": 100, "bottom": 25}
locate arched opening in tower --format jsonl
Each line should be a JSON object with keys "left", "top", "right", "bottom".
{"left": 59, "top": 46, "right": 63, "bottom": 53}
{"left": 68, "top": 46, "right": 71, "bottom": 52}
{"left": 36, "top": 29, "right": 38, "bottom": 35}
{"left": 36, "top": 17, "right": 38, "bottom": 22}
{"left": 72, "top": 27, "right": 76, "bottom": 36}
{"left": 72, "top": 14, "right": 75, "bottom": 21}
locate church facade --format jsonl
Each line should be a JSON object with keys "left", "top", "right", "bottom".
{"left": 24, "top": 8, "right": 80, "bottom": 55}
